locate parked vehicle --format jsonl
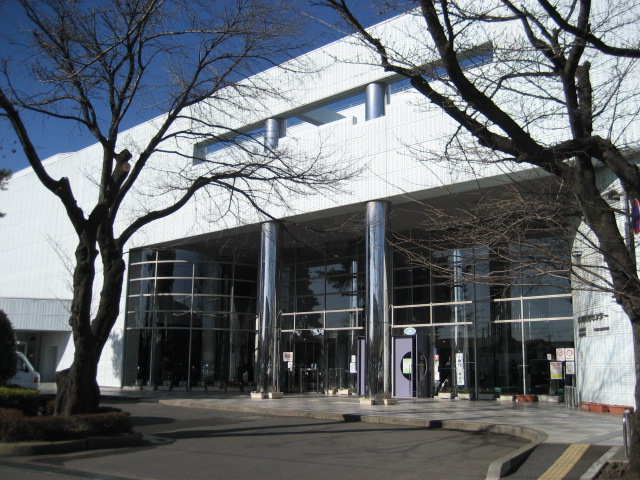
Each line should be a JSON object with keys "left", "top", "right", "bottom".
{"left": 9, "top": 352, "right": 40, "bottom": 390}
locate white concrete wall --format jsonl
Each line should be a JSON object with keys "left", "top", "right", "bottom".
{"left": 1, "top": 7, "right": 639, "bottom": 392}
{"left": 572, "top": 170, "right": 638, "bottom": 408}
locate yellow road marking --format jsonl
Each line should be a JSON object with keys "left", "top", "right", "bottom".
{"left": 538, "top": 444, "right": 590, "bottom": 480}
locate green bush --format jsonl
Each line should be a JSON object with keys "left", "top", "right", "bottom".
{"left": 0, "top": 387, "right": 40, "bottom": 416}
{"left": 0, "top": 310, "right": 16, "bottom": 385}
{"left": 0, "top": 409, "right": 132, "bottom": 442}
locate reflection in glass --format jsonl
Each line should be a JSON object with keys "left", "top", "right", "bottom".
{"left": 486, "top": 322, "right": 524, "bottom": 394}
{"left": 524, "top": 297, "right": 572, "bottom": 319}
{"left": 296, "top": 313, "right": 323, "bottom": 330}
{"left": 155, "top": 311, "right": 191, "bottom": 328}
{"left": 124, "top": 247, "right": 258, "bottom": 388}
{"left": 393, "top": 306, "right": 430, "bottom": 325}
{"left": 523, "top": 320, "right": 573, "bottom": 395}
{"left": 127, "top": 295, "right": 154, "bottom": 312}
{"left": 281, "top": 314, "right": 294, "bottom": 330}
{"left": 325, "top": 311, "right": 357, "bottom": 329}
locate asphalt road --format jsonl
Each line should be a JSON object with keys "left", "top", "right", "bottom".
{"left": 0, "top": 399, "right": 528, "bottom": 480}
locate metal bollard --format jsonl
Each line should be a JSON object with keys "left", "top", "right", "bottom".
{"left": 623, "top": 409, "right": 632, "bottom": 458}
{"left": 565, "top": 386, "right": 577, "bottom": 409}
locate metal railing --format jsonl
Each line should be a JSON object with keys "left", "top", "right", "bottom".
{"left": 623, "top": 409, "right": 633, "bottom": 458}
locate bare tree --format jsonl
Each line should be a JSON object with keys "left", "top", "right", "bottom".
{"left": 392, "top": 178, "right": 580, "bottom": 288}
{"left": 0, "top": 169, "right": 10, "bottom": 218}
{"left": 0, "top": 0, "right": 353, "bottom": 415}
{"left": 324, "top": 0, "right": 640, "bottom": 472}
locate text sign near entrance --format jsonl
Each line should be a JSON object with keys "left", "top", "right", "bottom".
{"left": 283, "top": 352, "right": 293, "bottom": 362}
{"left": 402, "top": 357, "right": 412, "bottom": 375}
{"left": 566, "top": 361, "right": 575, "bottom": 375}
{"left": 556, "top": 348, "right": 565, "bottom": 361}
{"left": 550, "top": 362, "right": 563, "bottom": 380}
{"left": 565, "top": 348, "right": 575, "bottom": 361}
{"left": 455, "top": 353, "right": 465, "bottom": 386}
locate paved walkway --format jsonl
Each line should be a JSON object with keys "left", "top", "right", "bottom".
{"left": 156, "top": 391, "right": 629, "bottom": 479}
{"left": 34, "top": 385, "right": 632, "bottom": 479}
{"left": 155, "top": 393, "right": 625, "bottom": 446}
{"left": 40, "top": 383, "right": 626, "bottom": 447}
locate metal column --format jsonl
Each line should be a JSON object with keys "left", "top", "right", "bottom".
{"left": 365, "top": 200, "right": 391, "bottom": 401}
{"left": 365, "top": 83, "right": 386, "bottom": 121}
{"left": 264, "top": 118, "right": 286, "bottom": 151}
{"left": 255, "top": 221, "right": 281, "bottom": 393}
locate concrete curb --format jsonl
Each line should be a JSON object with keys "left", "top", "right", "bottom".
{"left": 579, "top": 446, "right": 625, "bottom": 480}
{"left": 160, "top": 399, "right": 547, "bottom": 480}
{"left": 0, "top": 432, "right": 144, "bottom": 456}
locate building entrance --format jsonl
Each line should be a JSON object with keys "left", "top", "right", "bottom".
{"left": 280, "top": 329, "right": 359, "bottom": 394}
{"left": 393, "top": 335, "right": 431, "bottom": 397}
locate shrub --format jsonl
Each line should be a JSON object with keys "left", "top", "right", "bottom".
{"left": 0, "top": 410, "right": 132, "bottom": 442}
{"left": 0, "top": 387, "right": 40, "bottom": 416}
{"left": 0, "top": 310, "right": 16, "bottom": 386}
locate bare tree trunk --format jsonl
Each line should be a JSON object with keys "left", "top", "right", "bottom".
{"left": 54, "top": 355, "right": 100, "bottom": 416}
{"left": 54, "top": 231, "right": 126, "bottom": 415}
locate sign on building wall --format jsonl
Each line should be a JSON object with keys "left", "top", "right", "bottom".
{"left": 283, "top": 352, "right": 293, "bottom": 362}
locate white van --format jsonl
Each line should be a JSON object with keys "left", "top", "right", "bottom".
{"left": 9, "top": 352, "right": 41, "bottom": 390}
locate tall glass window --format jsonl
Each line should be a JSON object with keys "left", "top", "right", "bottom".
{"left": 123, "top": 248, "right": 257, "bottom": 389}
{"left": 391, "top": 236, "right": 573, "bottom": 397}
{"left": 281, "top": 241, "right": 364, "bottom": 332}
{"left": 279, "top": 241, "right": 364, "bottom": 393}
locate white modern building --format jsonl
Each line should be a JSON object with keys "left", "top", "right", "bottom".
{"left": 0, "top": 12, "right": 636, "bottom": 408}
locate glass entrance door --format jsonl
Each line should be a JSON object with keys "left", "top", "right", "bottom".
{"left": 433, "top": 325, "right": 475, "bottom": 396}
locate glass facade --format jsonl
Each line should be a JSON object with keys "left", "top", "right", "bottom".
{"left": 122, "top": 229, "right": 573, "bottom": 398}
{"left": 123, "top": 249, "right": 258, "bottom": 388}
{"left": 391, "top": 242, "right": 573, "bottom": 397}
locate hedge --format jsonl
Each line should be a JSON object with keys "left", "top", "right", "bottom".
{"left": 0, "top": 387, "right": 40, "bottom": 416}
{"left": 0, "top": 408, "right": 132, "bottom": 442}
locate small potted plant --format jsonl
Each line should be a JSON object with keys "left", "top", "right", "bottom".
{"left": 457, "top": 388, "right": 475, "bottom": 400}
{"left": 477, "top": 388, "right": 496, "bottom": 400}
{"left": 437, "top": 386, "right": 455, "bottom": 399}
{"left": 515, "top": 393, "right": 538, "bottom": 402}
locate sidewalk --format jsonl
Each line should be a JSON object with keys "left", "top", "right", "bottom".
{"left": 39, "top": 384, "right": 629, "bottom": 479}
{"left": 155, "top": 393, "right": 625, "bottom": 446}
{"left": 47, "top": 383, "right": 620, "bottom": 446}
{"left": 157, "top": 391, "right": 629, "bottom": 480}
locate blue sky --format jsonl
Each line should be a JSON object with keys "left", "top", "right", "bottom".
{"left": 0, "top": 1, "right": 391, "bottom": 174}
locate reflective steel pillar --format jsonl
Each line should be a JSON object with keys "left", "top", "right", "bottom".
{"left": 365, "top": 83, "right": 386, "bottom": 121}
{"left": 365, "top": 201, "right": 391, "bottom": 401}
{"left": 264, "top": 117, "right": 286, "bottom": 151}
{"left": 256, "top": 221, "right": 281, "bottom": 393}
